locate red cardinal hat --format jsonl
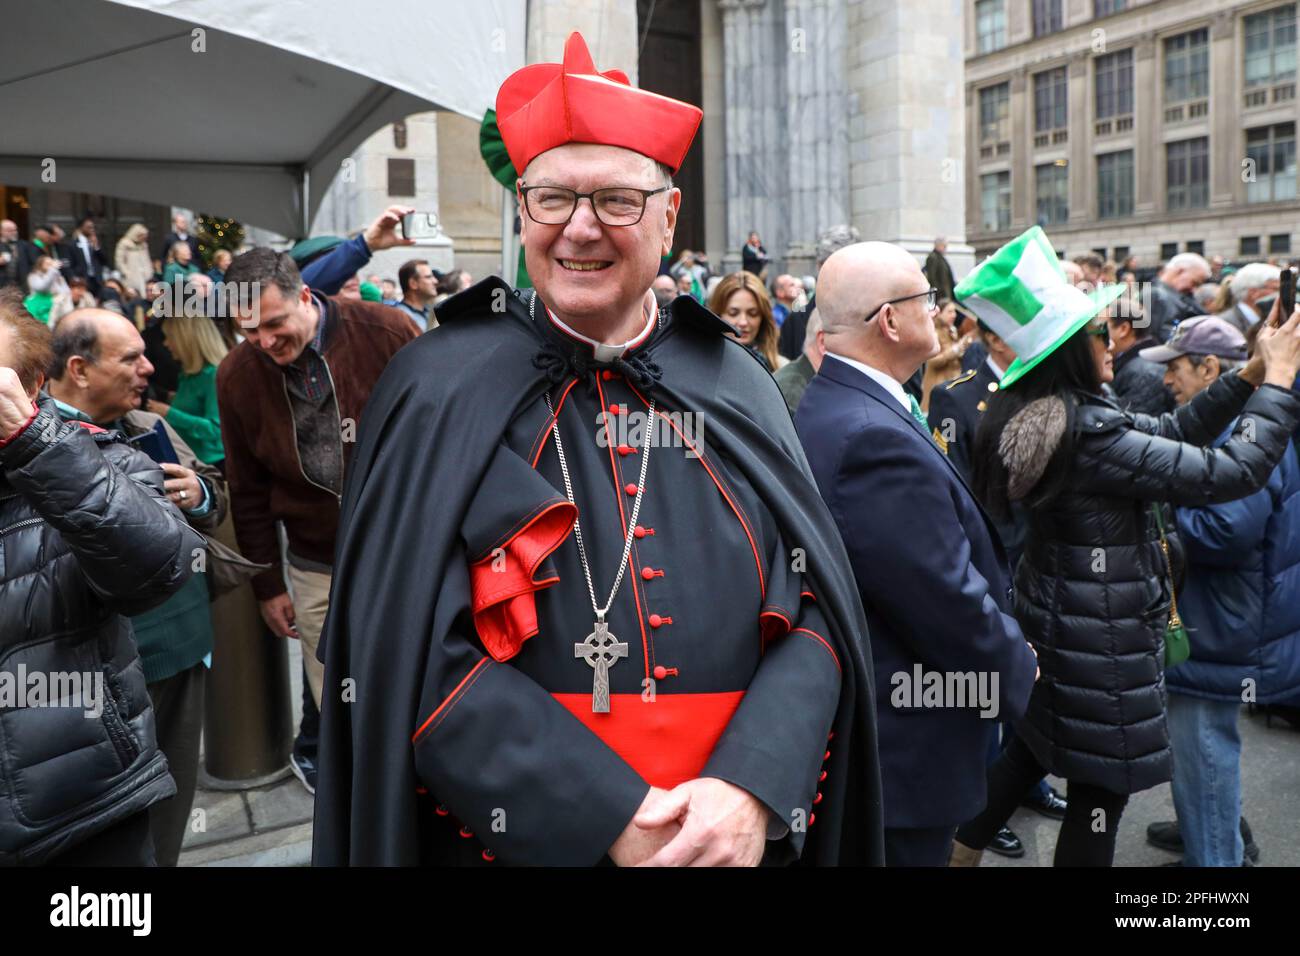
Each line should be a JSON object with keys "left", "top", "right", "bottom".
{"left": 496, "top": 32, "right": 703, "bottom": 176}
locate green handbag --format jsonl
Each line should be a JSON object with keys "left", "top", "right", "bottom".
{"left": 1152, "top": 504, "right": 1191, "bottom": 669}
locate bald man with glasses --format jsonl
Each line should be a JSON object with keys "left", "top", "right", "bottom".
{"left": 796, "top": 241, "right": 1038, "bottom": 867}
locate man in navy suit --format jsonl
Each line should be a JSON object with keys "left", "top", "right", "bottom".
{"left": 796, "top": 241, "right": 1038, "bottom": 867}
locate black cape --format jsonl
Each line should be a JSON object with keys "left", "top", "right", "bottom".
{"left": 312, "top": 278, "right": 884, "bottom": 865}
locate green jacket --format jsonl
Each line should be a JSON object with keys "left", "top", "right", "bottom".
{"left": 167, "top": 364, "right": 225, "bottom": 465}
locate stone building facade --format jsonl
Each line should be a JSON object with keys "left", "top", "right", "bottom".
{"left": 966, "top": 0, "right": 1300, "bottom": 267}
{"left": 315, "top": 0, "right": 974, "bottom": 286}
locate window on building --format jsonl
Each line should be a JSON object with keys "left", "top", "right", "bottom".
{"left": 1034, "top": 68, "right": 1069, "bottom": 132}
{"left": 1246, "top": 123, "right": 1297, "bottom": 202}
{"left": 1033, "top": 0, "right": 1062, "bottom": 37}
{"left": 1095, "top": 0, "right": 1126, "bottom": 17}
{"left": 1186, "top": 240, "right": 1205, "bottom": 255}
{"left": 1245, "top": 4, "right": 1296, "bottom": 88}
{"left": 980, "top": 83, "right": 1011, "bottom": 143}
{"left": 1240, "top": 236, "right": 1262, "bottom": 256}
{"left": 1166, "top": 138, "right": 1209, "bottom": 210}
{"left": 1270, "top": 233, "right": 1293, "bottom": 253}
{"left": 1098, "top": 150, "right": 1135, "bottom": 219}
{"left": 1035, "top": 162, "right": 1069, "bottom": 225}
{"left": 981, "top": 171, "right": 1012, "bottom": 232}
{"left": 1113, "top": 245, "right": 1131, "bottom": 265}
{"left": 1096, "top": 50, "right": 1135, "bottom": 120}
{"left": 1161, "top": 242, "right": 1179, "bottom": 261}
{"left": 976, "top": 0, "right": 1007, "bottom": 54}
{"left": 1164, "top": 29, "right": 1210, "bottom": 104}
{"left": 387, "top": 158, "right": 416, "bottom": 197}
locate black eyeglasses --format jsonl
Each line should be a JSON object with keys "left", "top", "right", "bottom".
{"left": 519, "top": 184, "right": 671, "bottom": 226}
{"left": 862, "top": 287, "right": 938, "bottom": 323}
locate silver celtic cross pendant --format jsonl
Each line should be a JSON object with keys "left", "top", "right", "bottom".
{"left": 574, "top": 620, "right": 628, "bottom": 713}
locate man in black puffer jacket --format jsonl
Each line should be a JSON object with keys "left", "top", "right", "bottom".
{"left": 0, "top": 290, "right": 201, "bottom": 865}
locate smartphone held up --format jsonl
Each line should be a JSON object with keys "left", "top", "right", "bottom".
{"left": 1278, "top": 268, "right": 1294, "bottom": 327}
{"left": 400, "top": 212, "right": 440, "bottom": 242}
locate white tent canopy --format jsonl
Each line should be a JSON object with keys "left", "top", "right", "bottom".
{"left": 0, "top": 0, "right": 525, "bottom": 236}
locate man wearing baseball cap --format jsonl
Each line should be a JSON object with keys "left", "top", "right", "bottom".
{"left": 313, "top": 32, "right": 883, "bottom": 867}
{"left": 1140, "top": 311, "right": 1300, "bottom": 867}
{"left": 1139, "top": 315, "right": 1249, "bottom": 407}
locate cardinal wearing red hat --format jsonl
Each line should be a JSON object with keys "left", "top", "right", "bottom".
{"left": 313, "top": 32, "right": 884, "bottom": 868}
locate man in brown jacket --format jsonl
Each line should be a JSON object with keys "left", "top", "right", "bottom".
{"left": 217, "top": 248, "right": 419, "bottom": 777}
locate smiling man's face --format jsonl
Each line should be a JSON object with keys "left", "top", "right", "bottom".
{"left": 518, "top": 143, "right": 679, "bottom": 332}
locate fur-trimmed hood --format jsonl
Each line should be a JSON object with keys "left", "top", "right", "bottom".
{"left": 999, "top": 395, "right": 1068, "bottom": 500}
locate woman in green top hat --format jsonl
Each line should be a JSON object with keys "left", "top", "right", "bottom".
{"left": 948, "top": 227, "right": 1300, "bottom": 867}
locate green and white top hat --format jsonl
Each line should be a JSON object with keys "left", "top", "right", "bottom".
{"left": 954, "top": 226, "right": 1125, "bottom": 389}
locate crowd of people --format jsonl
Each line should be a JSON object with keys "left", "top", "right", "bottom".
{"left": 0, "top": 204, "right": 476, "bottom": 865}
{"left": 2, "top": 29, "right": 1298, "bottom": 870}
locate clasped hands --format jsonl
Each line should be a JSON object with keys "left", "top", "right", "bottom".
{"left": 608, "top": 777, "right": 771, "bottom": 867}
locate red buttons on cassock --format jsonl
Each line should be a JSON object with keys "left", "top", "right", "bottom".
{"left": 435, "top": 805, "right": 450, "bottom": 817}
{"left": 617, "top": 444, "right": 636, "bottom": 456}
{"left": 624, "top": 483, "right": 639, "bottom": 496}
{"left": 819, "top": 770, "right": 828, "bottom": 782}
{"left": 814, "top": 792, "right": 823, "bottom": 805}
{"left": 459, "top": 825, "right": 474, "bottom": 838}
{"left": 824, "top": 750, "right": 831, "bottom": 761}
{"left": 642, "top": 566, "right": 654, "bottom": 580}
{"left": 608, "top": 403, "right": 624, "bottom": 415}
{"left": 828, "top": 731, "right": 835, "bottom": 741}
{"left": 648, "top": 614, "right": 673, "bottom": 629}
{"left": 601, "top": 370, "right": 613, "bottom": 381}
{"left": 809, "top": 813, "right": 816, "bottom": 826}
{"left": 415, "top": 785, "right": 427, "bottom": 795}
{"left": 482, "top": 849, "right": 496, "bottom": 862}
{"left": 653, "top": 665, "right": 667, "bottom": 680}
{"left": 633, "top": 525, "right": 654, "bottom": 538}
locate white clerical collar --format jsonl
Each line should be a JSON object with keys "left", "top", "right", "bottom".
{"left": 986, "top": 355, "right": 1007, "bottom": 381}
{"left": 1239, "top": 301, "right": 1260, "bottom": 326}
{"left": 824, "top": 351, "right": 911, "bottom": 412}
{"left": 545, "top": 297, "right": 656, "bottom": 363}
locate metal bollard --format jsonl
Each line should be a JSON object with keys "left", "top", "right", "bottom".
{"left": 200, "top": 516, "right": 292, "bottom": 789}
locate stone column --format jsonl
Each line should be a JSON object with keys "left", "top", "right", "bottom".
{"left": 782, "top": 0, "right": 850, "bottom": 275}
{"left": 1067, "top": 51, "right": 1091, "bottom": 225}
{"left": 1209, "top": 10, "right": 1238, "bottom": 209}
{"left": 965, "top": 83, "right": 980, "bottom": 241}
{"left": 1010, "top": 69, "right": 1031, "bottom": 229}
{"left": 527, "top": 0, "right": 638, "bottom": 82}
{"left": 847, "top": 0, "right": 971, "bottom": 276}
{"left": 718, "top": 0, "right": 787, "bottom": 275}
{"left": 1134, "top": 38, "right": 1159, "bottom": 217}
{"left": 701, "top": 0, "right": 728, "bottom": 266}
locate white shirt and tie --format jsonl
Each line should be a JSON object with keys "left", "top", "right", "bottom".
{"left": 823, "top": 351, "right": 911, "bottom": 413}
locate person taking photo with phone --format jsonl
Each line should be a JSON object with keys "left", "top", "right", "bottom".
{"left": 951, "top": 228, "right": 1300, "bottom": 867}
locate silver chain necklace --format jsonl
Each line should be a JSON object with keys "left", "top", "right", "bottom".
{"left": 533, "top": 292, "right": 656, "bottom": 712}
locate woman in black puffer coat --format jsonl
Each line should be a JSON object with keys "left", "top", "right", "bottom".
{"left": 0, "top": 291, "right": 201, "bottom": 865}
{"left": 951, "top": 307, "right": 1300, "bottom": 867}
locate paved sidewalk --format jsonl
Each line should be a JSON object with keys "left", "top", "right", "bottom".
{"left": 985, "top": 705, "right": 1300, "bottom": 867}
{"left": 179, "top": 640, "right": 314, "bottom": 867}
